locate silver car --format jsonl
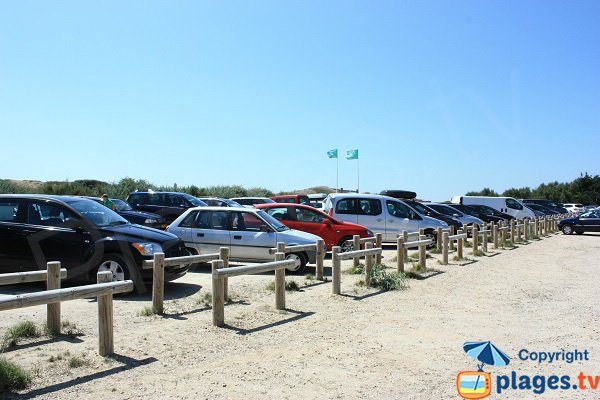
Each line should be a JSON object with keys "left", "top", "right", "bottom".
{"left": 167, "top": 206, "right": 319, "bottom": 273}
{"left": 426, "top": 203, "right": 484, "bottom": 231}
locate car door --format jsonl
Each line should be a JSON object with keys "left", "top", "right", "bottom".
{"left": 384, "top": 200, "right": 420, "bottom": 241}
{"left": 0, "top": 199, "right": 27, "bottom": 273}
{"left": 23, "top": 200, "right": 93, "bottom": 271}
{"left": 333, "top": 197, "right": 359, "bottom": 224}
{"left": 578, "top": 211, "right": 600, "bottom": 232}
{"left": 188, "top": 210, "right": 231, "bottom": 255}
{"left": 356, "top": 198, "right": 386, "bottom": 236}
{"left": 229, "top": 210, "right": 276, "bottom": 261}
{"left": 292, "top": 206, "right": 330, "bottom": 240}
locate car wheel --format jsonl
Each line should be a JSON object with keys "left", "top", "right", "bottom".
{"left": 423, "top": 230, "right": 436, "bottom": 249}
{"left": 338, "top": 236, "right": 354, "bottom": 252}
{"left": 285, "top": 252, "right": 308, "bottom": 274}
{"left": 561, "top": 224, "right": 573, "bottom": 235}
{"left": 97, "top": 254, "right": 132, "bottom": 282}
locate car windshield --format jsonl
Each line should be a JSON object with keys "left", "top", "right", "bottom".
{"left": 68, "top": 199, "right": 129, "bottom": 227}
{"left": 433, "top": 205, "right": 462, "bottom": 217}
{"left": 185, "top": 195, "right": 207, "bottom": 207}
{"left": 112, "top": 199, "right": 133, "bottom": 211}
{"left": 223, "top": 199, "right": 242, "bottom": 207}
{"left": 408, "top": 202, "right": 430, "bottom": 215}
{"left": 256, "top": 210, "right": 289, "bottom": 232}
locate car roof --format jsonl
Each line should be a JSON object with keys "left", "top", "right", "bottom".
{"left": 129, "top": 191, "right": 194, "bottom": 195}
{"left": 326, "top": 193, "right": 403, "bottom": 202}
{"left": 0, "top": 194, "right": 94, "bottom": 203}
{"left": 185, "top": 206, "right": 259, "bottom": 212}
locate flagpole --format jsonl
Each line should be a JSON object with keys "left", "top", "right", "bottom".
{"left": 336, "top": 156, "right": 339, "bottom": 193}
{"left": 357, "top": 156, "right": 360, "bottom": 193}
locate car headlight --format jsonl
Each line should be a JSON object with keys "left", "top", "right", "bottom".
{"left": 365, "top": 230, "right": 374, "bottom": 237}
{"left": 144, "top": 218, "right": 158, "bottom": 224}
{"left": 132, "top": 242, "right": 163, "bottom": 256}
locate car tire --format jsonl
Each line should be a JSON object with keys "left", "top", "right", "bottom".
{"left": 285, "top": 252, "right": 308, "bottom": 274}
{"left": 423, "top": 230, "right": 436, "bottom": 249}
{"left": 96, "top": 254, "right": 144, "bottom": 294}
{"left": 561, "top": 224, "right": 573, "bottom": 235}
{"left": 338, "top": 236, "right": 354, "bottom": 252}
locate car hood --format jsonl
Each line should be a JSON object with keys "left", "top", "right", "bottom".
{"left": 460, "top": 215, "right": 485, "bottom": 225}
{"left": 118, "top": 210, "right": 162, "bottom": 219}
{"left": 277, "top": 229, "right": 322, "bottom": 244}
{"left": 335, "top": 220, "right": 368, "bottom": 230}
{"left": 422, "top": 215, "right": 448, "bottom": 227}
{"left": 101, "top": 223, "right": 179, "bottom": 242}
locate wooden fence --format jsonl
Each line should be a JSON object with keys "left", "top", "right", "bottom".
{"left": 331, "top": 243, "right": 382, "bottom": 295}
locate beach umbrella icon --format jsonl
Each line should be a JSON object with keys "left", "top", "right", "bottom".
{"left": 463, "top": 341, "right": 511, "bottom": 371}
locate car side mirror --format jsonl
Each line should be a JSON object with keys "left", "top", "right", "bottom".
{"left": 260, "top": 225, "right": 272, "bottom": 232}
{"left": 324, "top": 219, "right": 332, "bottom": 226}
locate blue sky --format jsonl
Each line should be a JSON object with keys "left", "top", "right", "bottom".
{"left": 1, "top": 1, "right": 598, "bottom": 201}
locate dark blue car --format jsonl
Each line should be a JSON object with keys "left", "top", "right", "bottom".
{"left": 559, "top": 211, "right": 600, "bottom": 235}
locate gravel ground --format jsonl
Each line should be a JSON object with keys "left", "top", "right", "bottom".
{"left": 1, "top": 232, "right": 599, "bottom": 399}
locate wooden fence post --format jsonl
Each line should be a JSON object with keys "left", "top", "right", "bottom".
{"left": 152, "top": 252, "right": 165, "bottom": 315}
{"left": 442, "top": 232, "right": 449, "bottom": 265}
{"left": 316, "top": 239, "right": 325, "bottom": 280}
{"left": 457, "top": 230, "right": 464, "bottom": 260}
{"left": 375, "top": 233, "right": 382, "bottom": 264}
{"left": 332, "top": 246, "right": 341, "bottom": 295}
{"left": 472, "top": 225, "right": 479, "bottom": 255}
{"left": 436, "top": 227, "right": 442, "bottom": 251}
{"left": 352, "top": 235, "right": 360, "bottom": 267}
{"left": 46, "top": 261, "right": 62, "bottom": 335}
{"left": 419, "top": 235, "right": 427, "bottom": 269}
{"left": 212, "top": 259, "right": 225, "bottom": 327}
{"left": 97, "top": 271, "right": 114, "bottom": 356}
{"left": 449, "top": 226, "right": 455, "bottom": 251}
{"left": 275, "top": 252, "right": 286, "bottom": 310}
{"left": 402, "top": 231, "right": 409, "bottom": 259}
{"left": 397, "top": 237, "right": 404, "bottom": 273}
{"left": 365, "top": 242, "right": 373, "bottom": 287}
{"left": 523, "top": 218, "right": 529, "bottom": 242}
{"left": 510, "top": 220, "right": 515, "bottom": 242}
{"left": 493, "top": 223, "right": 499, "bottom": 249}
{"left": 482, "top": 227, "right": 488, "bottom": 252}
{"left": 220, "top": 247, "right": 230, "bottom": 301}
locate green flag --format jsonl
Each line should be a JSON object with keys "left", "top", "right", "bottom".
{"left": 327, "top": 149, "right": 338, "bottom": 158}
{"left": 346, "top": 149, "right": 358, "bottom": 160}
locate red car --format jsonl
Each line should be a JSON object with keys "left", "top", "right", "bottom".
{"left": 255, "top": 203, "right": 374, "bottom": 251}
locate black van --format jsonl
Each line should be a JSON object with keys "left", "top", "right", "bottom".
{"left": 127, "top": 191, "right": 207, "bottom": 224}
{"left": 0, "top": 195, "right": 189, "bottom": 293}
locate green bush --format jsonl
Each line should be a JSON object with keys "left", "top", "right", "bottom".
{"left": 368, "top": 264, "right": 408, "bottom": 291}
{"left": 0, "top": 356, "right": 31, "bottom": 393}
{"left": 346, "top": 263, "right": 365, "bottom": 274}
{"left": 2, "top": 321, "right": 40, "bottom": 348}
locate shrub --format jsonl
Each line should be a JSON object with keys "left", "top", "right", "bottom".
{"left": 266, "top": 280, "right": 301, "bottom": 291}
{"left": 368, "top": 264, "right": 408, "bottom": 291}
{"left": 197, "top": 292, "right": 213, "bottom": 308}
{"left": 2, "top": 321, "right": 40, "bottom": 348}
{"left": 0, "top": 356, "right": 31, "bottom": 392}
{"left": 346, "top": 263, "right": 365, "bottom": 274}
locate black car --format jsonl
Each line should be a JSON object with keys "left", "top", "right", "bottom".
{"left": 0, "top": 195, "right": 189, "bottom": 293}
{"left": 87, "top": 197, "right": 167, "bottom": 229}
{"left": 559, "top": 211, "right": 600, "bottom": 235}
{"left": 463, "top": 204, "right": 515, "bottom": 221}
{"left": 450, "top": 204, "right": 506, "bottom": 223}
{"left": 198, "top": 197, "right": 242, "bottom": 207}
{"left": 524, "top": 203, "right": 555, "bottom": 216}
{"left": 521, "top": 199, "right": 567, "bottom": 214}
{"left": 403, "top": 200, "right": 463, "bottom": 232}
{"left": 127, "top": 191, "right": 207, "bottom": 224}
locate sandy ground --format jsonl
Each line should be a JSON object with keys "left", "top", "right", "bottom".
{"left": 1, "top": 232, "right": 599, "bottom": 399}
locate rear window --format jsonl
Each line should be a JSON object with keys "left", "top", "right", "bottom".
{"left": 335, "top": 198, "right": 357, "bottom": 214}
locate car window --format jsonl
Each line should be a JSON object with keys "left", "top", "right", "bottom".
{"left": 179, "top": 211, "right": 199, "bottom": 228}
{"left": 209, "top": 211, "right": 229, "bottom": 230}
{"left": 296, "top": 207, "right": 325, "bottom": 223}
{"left": 231, "top": 211, "right": 263, "bottom": 231}
{"left": 128, "top": 193, "right": 146, "bottom": 205}
{"left": 68, "top": 199, "right": 127, "bottom": 227}
{"left": 386, "top": 200, "right": 411, "bottom": 218}
{"left": 505, "top": 198, "right": 523, "bottom": 210}
{"left": 335, "top": 198, "right": 357, "bottom": 214}
{"left": 266, "top": 207, "right": 293, "bottom": 221}
{"left": 28, "top": 201, "right": 78, "bottom": 227}
{"left": 299, "top": 197, "right": 311, "bottom": 205}
{"left": 0, "top": 200, "right": 20, "bottom": 222}
{"left": 358, "top": 199, "right": 382, "bottom": 216}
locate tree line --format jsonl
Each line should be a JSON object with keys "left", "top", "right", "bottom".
{"left": 465, "top": 173, "right": 600, "bottom": 205}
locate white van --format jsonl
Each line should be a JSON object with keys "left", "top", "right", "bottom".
{"left": 322, "top": 193, "right": 447, "bottom": 246}
{"left": 451, "top": 196, "right": 535, "bottom": 219}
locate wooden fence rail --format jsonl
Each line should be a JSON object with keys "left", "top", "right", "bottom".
{"left": 268, "top": 240, "right": 325, "bottom": 280}
{"left": 331, "top": 244, "right": 382, "bottom": 295}
{"left": 211, "top": 255, "right": 295, "bottom": 327}
{"left": 0, "top": 268, "right": 67, "bottom": 286}
{"left": 395, "top": 237, "right": 433, "bottom": 272}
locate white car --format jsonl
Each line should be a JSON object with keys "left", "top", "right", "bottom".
{"left": 563, "top": 203, "right": 586, "bottom": 214}
{"left": 230, "top": 197, "right": 276, "bottom": 207}
{"left": 167, "top": 206, "right": 319, "bottom": 273}
{"left": 322, "top": 193, "right": 447, "bottom": 246}
{"left": 451, "top": 196, "right": 535, "bottom": 220}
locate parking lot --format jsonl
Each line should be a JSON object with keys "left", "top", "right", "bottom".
{"left": 2, "top": 233, "right": 599, "bottom": 399}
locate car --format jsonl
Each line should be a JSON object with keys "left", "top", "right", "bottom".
{"left": 425, "top": 203, "right": 485, "bottom": 233}
{"left": 521, "top": 199, "right": 567, "bottom": 214}
{"left": 166, "top": 206, "right": 320, "bottom": 274}
{"left": 270, "top": 194, "right": 312, "bottom": 205}
{"left": 322, "top": 193, "right": 447, "bottom": 247}
{"left": 198, "top": 197, "right": 242, "bottom": 207}
{"left": 446, "top": 204, "right": 506, "bottom": 224}
{"left": 0, "top": 195, "right": 190, "bottom": 292}
{"left": 524, "top": 205, "right": 545, "bottom": 217}
{"left": 402, "top": 200, "right": 463, "bottom": 232}
{"left": 230, "top": 197, "right": 276, "bottom": 207}
{"left": 86, "top": 197, "right": 167, "bottom": 229}
{"left": 562, "top": 203, "right": 586, "bottom": 214}
{"left": 523, "top": 203, "right": 556, "bottom": 216}
{"left": 559, "top": 210, "right": 600, "bottom": 235}
{"left": 255, "top": 203, "right": 374, "bottom": 252}
{"left": 127, "top": 191, "right": 207, "bottom": 224}
{"left": 451, "top": 196, "right": 535, "bottom": 219}
{"left": 460, "top": 204, "right": 514, "bottom": 221}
